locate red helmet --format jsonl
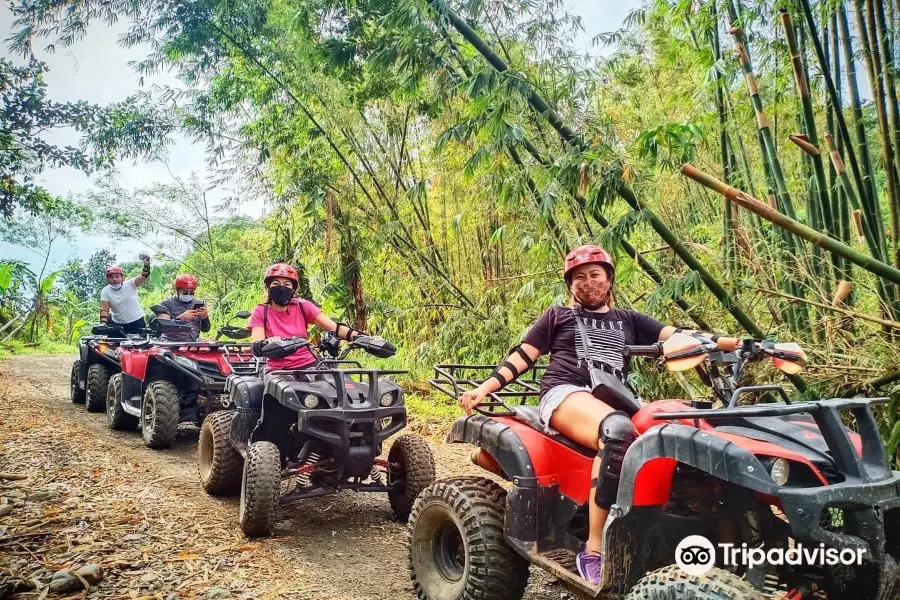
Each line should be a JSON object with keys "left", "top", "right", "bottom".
{"left": 563, "top": 245, "right": 615, "bottom": 284}
{"left": 105, "top": 266, "right": 123, "bottom": 277}
{"left": 174, "top": 274, "right": 199, "bottom": 291}
{"left": 264, "top": 263, "right": 299, "bottom": 288}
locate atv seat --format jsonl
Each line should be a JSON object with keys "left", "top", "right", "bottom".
{"left": 511, "top": 405, "right": 595, "bottom": 457}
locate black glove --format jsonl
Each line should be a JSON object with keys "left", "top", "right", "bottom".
{"left": 252, "top": 340, "right": 267, "bottom": 356}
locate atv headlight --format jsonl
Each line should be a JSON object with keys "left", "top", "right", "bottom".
{"left": 173, "top": 355, "right": 199, "bottom": 371}
{"left": 303, "top": 394, "right": 320, "bottom": 409}
{"left": 379, "top": 392, "right": 394, "bottom": 407}
{"left": 769, "top": 458, "right": 791, "bottom": 486}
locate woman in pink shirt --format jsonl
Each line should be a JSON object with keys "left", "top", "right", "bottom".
{"left": 249, "top": 263, "right": 364, "bottom": 371}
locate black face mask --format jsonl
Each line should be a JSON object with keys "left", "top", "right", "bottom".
{"left": 269, "top": 285, "right": 294, "bottom": 306}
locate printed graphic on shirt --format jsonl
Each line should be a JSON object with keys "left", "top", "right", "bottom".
{"left": 573, "top": 311, "right": 626, "bottom": 372}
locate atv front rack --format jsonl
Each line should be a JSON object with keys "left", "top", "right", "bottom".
{"left": 430, "top": 364, "right": 546, "bottom": 416}
{"left": 268, "top": 367, "right": 408, "bottom": 409}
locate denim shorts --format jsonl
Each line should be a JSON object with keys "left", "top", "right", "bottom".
{"left": 539, "top": 384, "right": 592, "bottom": 434}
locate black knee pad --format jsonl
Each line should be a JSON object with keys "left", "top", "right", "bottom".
{"left": 594, "top": 411, "right": 638, "bottom": 509}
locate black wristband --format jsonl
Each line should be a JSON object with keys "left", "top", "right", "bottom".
{"left": 489, "top": 369, "right": 510, "bottom": 389}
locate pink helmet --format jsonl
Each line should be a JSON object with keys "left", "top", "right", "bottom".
{"left": 264, "top": 263, "right": 299, "bottom": 288}
{"left": 105, "top": 266, "right": 123, "bottom": 277}
{"left": 563, "top": 245, "right": 615, "bottom": 284}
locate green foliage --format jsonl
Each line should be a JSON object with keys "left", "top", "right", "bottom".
{"left": 0, "top": 58, "right": 171, "bottom": 219}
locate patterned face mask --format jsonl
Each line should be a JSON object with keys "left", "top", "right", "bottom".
{"left": 571, "top": 279, "right": 611, "bottom": 309}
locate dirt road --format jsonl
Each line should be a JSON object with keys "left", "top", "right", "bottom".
{"left": 0, "top": 355, "right": 565, "bottom": 600}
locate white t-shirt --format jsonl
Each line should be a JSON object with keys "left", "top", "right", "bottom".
{"left": 100, "top": 279, "right": 144, "bottom": 324}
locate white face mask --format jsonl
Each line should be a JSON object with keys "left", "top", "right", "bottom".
{"left": 178, "top": 293, "right": 195, "bottom": 303}
{"left": 111, "top": 284, "right": 123, "bottom": 291}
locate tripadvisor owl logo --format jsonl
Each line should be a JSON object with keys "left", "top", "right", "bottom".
{"left": 675, "top": 535, "right": 866, "bottom": 576}
{"left": 675, "top": 535, "right": 716, "bottom": 576}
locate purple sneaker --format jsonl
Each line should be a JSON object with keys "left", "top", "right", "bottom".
{"left": 576, "top": 550, "right": 602, "bottom": 585}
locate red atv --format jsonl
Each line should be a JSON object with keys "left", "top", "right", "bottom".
{"left": 107, "top": 310, "right": 259, "bottom": 449}
{"left": 412, "top": 333, "right": 900, "bottom": 600}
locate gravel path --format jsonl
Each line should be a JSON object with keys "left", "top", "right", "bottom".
{"left": 0, "top": 355, "right": 567, "bottom": 600}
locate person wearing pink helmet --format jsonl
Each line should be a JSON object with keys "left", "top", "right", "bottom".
{"left": 248, "top": 263, "right": 373, "bottom": 373}
{"left": 99, "top": 255, "right": 151, "bottom": 335}
{"left": 155, "top": 274, "right": 210, "bottom": 341}
{"left": 458, "top": 244, "right": 697, "bottom": 585}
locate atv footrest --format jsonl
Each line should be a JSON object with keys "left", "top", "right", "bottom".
{"left": 507, "top": 539, "right": 609, "bottom": 598}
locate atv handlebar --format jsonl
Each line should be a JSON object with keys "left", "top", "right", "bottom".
{"left": 623, "top": 343, "right": 663, "bottom": 358}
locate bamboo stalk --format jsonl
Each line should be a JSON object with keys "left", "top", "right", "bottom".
{"left": 788, "top": 134, "right": 820, "bottom": 156}
{"left": 432, "top": 0, "right": 790, "bottom": 370}
{"left": 872, "top": 0, "right": 900, "bottom": 266}
{"left": 801, "top": 0, "right": 886, "bottom": 258}
{"left": 857, "top": 0, "right": 900, "bottom": 266}
{"left": 712, "top": 0, "right": 736, "bottom": 275}
{"left": 783, "top": 11, "right": 834, "bottom": 239}
{"left": 727, "top": 4, "right": 798, "bottom": 222}
{"left": 756, "top": 286, "right": 900, "bottom": 329}
{"left": 825, "top": 134, "right": 883, "bottom": 256}
{"left": 681, "top": 164, "right": 900, "bottom": 285}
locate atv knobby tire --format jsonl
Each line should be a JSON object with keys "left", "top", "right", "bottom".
{"left": 200, "top": 410, "right": 243, "bottom": 496}
{"left": 408, "top": 477, "right": 529, "bottom": 600}
{"left": 239, "top": 441, "right": 281, "bottom": 537}
{"left": 70, "top": 360, "right": 86, "bottom": 404}
{"left": 141, "top": 380, "right": 181, "bottom": 449}
{"left": 625, "top": 565, "right": 766, "bottom": 600}
{"left": 106, "top": 373, "right": 138, "bottom": 430}
{"left": 86, "top": 364, "right": 110, "bottom": 412}
{"left": 877, "top": 553, "right": 900, "bottom": 600}
{"left": 388, "top": 434, "right": 436, "bottom": 521}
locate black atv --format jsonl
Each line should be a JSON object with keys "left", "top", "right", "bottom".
{"left": 71, "top": 324, "right": 131, "bottom": 413}
{"left": 198, "top": 333, "right": 436, "bottom": 538}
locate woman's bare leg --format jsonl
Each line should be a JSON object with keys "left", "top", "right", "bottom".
{"left": 548, "top": 391, "right": 616, "bottom": 555}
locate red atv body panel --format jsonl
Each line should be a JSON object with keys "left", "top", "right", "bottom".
{"left": 489, "top": 400, "right": 862, "bottom": 507}
{"left": 120, "top": 344, "right": 244, "bottom": 382}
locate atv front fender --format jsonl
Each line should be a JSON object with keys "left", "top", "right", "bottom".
{"left": 617, "top": 423, "right": 780, "bottom": 512}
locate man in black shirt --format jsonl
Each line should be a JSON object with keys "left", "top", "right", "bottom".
{"left": 458, "top": 245, "right": 698, "bottom": 585}
{"left": 156, "top": 274, "right": 210, "bottom": 342}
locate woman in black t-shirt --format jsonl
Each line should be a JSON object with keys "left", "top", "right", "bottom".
{"left": 459, "top": 244, "right": 689, "bottom": 585}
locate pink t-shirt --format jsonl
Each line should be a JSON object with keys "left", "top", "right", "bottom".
{"left": 248, "top": 299, "right": 323, "bottom": 370}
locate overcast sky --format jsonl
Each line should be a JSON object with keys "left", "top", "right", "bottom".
{"left": 1, "top": 1, "right": 639, "bottom": 274}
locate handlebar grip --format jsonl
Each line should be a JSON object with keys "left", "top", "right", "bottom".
{"left": 624, "top": 344, "right": 662, "bottom": 358}
{"left": 716, "top": 336, "right": 741, "bottom": 351}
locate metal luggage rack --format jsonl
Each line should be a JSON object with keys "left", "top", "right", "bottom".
{"left": 429, "top": 363, "right": 547, "bottom": 416}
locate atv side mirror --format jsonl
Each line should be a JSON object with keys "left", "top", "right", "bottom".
{"left": 662, "top": 332, "right": 706, "bottom": 372}
{"left": 234, "top": 310, "right": 251, "bottom": 319}
{"left": 771, "top": 342, "right": 807, "bottom": 375}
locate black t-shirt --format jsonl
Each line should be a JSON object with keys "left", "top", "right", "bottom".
{"left": 521, "top": 305, "right": 666, "bottom": 397}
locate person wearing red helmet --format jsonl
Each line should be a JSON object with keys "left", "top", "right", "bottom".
{"left": 99, "top": 255, "right": 152, "bottom": 335}
{"left": 248, "top": 263, "right": 370, "bottom": 372}
{"left": 458, "top": 244, "right": 693, "bottom": 584}
{"left": 156, "top": 274, "right": 210, "bottom": 341}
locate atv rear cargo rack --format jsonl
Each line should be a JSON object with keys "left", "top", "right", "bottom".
{"left": 430, "top": 364, "right": 547, "bottom": 416}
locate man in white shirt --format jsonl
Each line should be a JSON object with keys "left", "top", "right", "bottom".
{"left": 99, "top": 256, "right": 151, "bottom": 335}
